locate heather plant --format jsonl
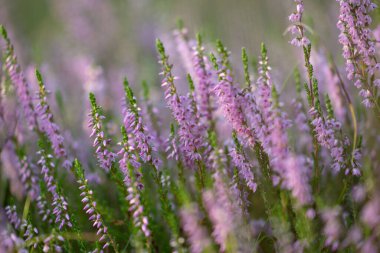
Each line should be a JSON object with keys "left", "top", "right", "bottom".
{"left": 1, "top": 1, "right": 380, "bottom": 253}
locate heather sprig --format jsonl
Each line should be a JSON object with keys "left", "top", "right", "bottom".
{"left": 88, "top": 92, "right": 117, "bottom": 172}
{"left": 211, "top": 41, "right": 256, "bottom": 147}
{"left": 0, "top": 25, "right": 38, "bottom": 130}
{"left": 122, "top": 78, "right": 160, "bottom": 167}
{"left": 288, "top": 0, "right": 310, "bottom": 47}
{"left": 336, "top": 0, "right": 380, "bottom": 109}
{"left": 192, "top": 33, "right": 214, "bottom": 126}
{"left": 35, "top": 70, "right": 70, "bottom": 168}
{"left": 37, "top": 147, "right": 72, "bottom": 230}
{"left": 118, "top": 126, "right": 151, "bottom": 245}
{"left": 231, "top": 131, "right": 257, "bottom": 193}
{"left": 73, "top": 159, "right": 117, "bottom": 252}
{"left": 123, "top": 77, "right": 184, "bottom": 251}
{"left": 156, "top": 39, "right": 208, "bottom": 170}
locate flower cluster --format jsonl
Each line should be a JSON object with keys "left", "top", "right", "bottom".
{"left": 336, "top": 0, "right": 379, "bottom": 107}
{"left": 288, "top": 0, "right": 310, "bottom": 47}
{"left": 157, "top": 39, "right": 208, "bottom": 168}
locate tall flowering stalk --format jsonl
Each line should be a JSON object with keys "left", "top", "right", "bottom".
{"left": 122, "top": 78, "right": 184, "bottom": 252}
{"left": 3, "top": 141, "right": 39, "bottom": 200}
{"left": 309, "top": 107, "right": 347, "bottom": 174}
{"left": 192, "top": 34, "right": 214, "bottom": 126}
{"left": 122, "top": 78, "right": 160, "bottom": 167}
{"left": 0, "top": 25, "right": 37, "bottom": 130}
{"left": 17, "top": 155, "right": 39, "bottom": 200}
{"left": 5, "top": 205, "right": 21, "bottom": 229}
{"left": 37, "top": 148, "right": 72, "bottom": 230}
{"left": 140, "top": 81, "right": 165, "bottom": 155}
{"left": 253, "top": 44, "right": 313, "bottom": 205}
{"left": 73, "top": 159, "right": 117, "bottom": 252}
{"left": 254, "top": 43, "right": 275, "bottom": 150}
{"left": 5, "top": 206, "right": 40, "bottom": 250}
{"left": 174, "top": 25, "right": 196, "bottom": 79}
{"left": 88, "top": 92, "right": 116, "bottom": 172}
{"left": 230, "top": 132, "right": 257, "bottom": 192}
{"left": 288, "top": 3, "right": 352, "bottom": 177}
{"left": 118, "top": 127, "right": 151, "bottom": 242}
{"left": 35, "top": 70, "right": 70, "bottom": 168}
{"left": 210, "top": 42, "right": 255, "bottom": 147}
{"left": 336, "top": 0, "right": 380, "bottom": 108}
{"left": 156, "top": 39, "right": 208, "bottom": 169}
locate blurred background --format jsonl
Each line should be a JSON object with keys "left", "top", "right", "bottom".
{"left": 0, "top": 0, "right": 367, "bottom": 136}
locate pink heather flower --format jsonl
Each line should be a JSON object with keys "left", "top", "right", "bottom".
{"left": 165, "top": 126, "right": 180, "bottom": 161}
{"left": 180, "top": 203, "right": 212, "bottom": 253}
{"left": 77, "top": 177, "right": 112, "bottom": 250}
{"left": 5, "top": 206, "right": 21, "bottom": 230}
{"left": 4, "top": 206, "right": 39, "bottom": 249}
{"left": 118, "top": 127, "right": 150, "bottom": 239}
{"left": 3, "top": 142, "right": 39, "bottom": 200}
{"left": 140, "top": 99, "right": 165, "bottom": 155}
{"left": 36, "top": 196, "right": 53, "bottom": 224}
{"left": 17, "top": 156, "right": 40, "bottom": 200}
{"left": 230, "top": 148, "right": 257, "bottom": 192}
{"left": 123, "top": 107, "right": 157, "bottom": 166}
{"left": 20, "top": 220, "right": 39, "bottom": 249}
{"left": 122, "top": 79, "right": 161, "bottom": 168}
{"left": 126, "top": 185, "right": 151, "bottom": 239}
{"left": 322, "top": 207, "right": 342, "bottom": 251}
{"left": 350, "top": 148, "right": 362, "bottom": 176}
{"left": 88, "top": 93, "right": 117, "bottom": 172}
{"left": 310, "top": 108, "right": 345, "bottom": 174}
{"left": 118, "top": 127, "right": 143, "bottom": 189}
{"left": 288, "top": 0, "right": 310, "bottom": 47}
{"left": 254, "top": 46, "right": 275, "bottom": 150}
{"left": 174, "top": 28, "right": 196, "bottom": 78}
{"left": 336, "top": 0, "right": 379, "bottom": 107}
{"left": 246, "top": 45, "right": 312, "bottom": 205}
{"left": 212, "top": 67, "right": 255, "bottom": 146}
{"left": 35, "top": 72, "right": 70, "bottom": 169}
{"left": 2, "top": 32, "right": 37, "bottom": 130}
{"left": 157, "top": 40, "right": 208, "bottom": 168}
{"left": 192, "top": 36, "right": 214, "bottom": 124}
{"left": 229, "top": 171, "right": 250, "bottom": 216}
{"left": 37, "top": 149, "right": 72, "bottom": 230}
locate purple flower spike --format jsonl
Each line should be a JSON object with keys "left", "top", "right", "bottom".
{"left": 336, "top": 0, "right": 379, "bottom": 107}
{"left": 88, "top": 93, "right": 116, "bottom": 172}
{"left": 37, "top": 149, "right": 72, "bottom": 229}
{"left": 1, "top": 27, "right": 38, "bottom": 130}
